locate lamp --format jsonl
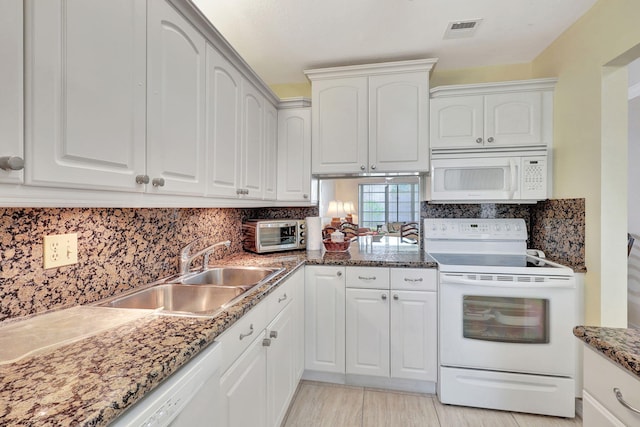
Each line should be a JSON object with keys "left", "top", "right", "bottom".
{"left": 325, "top": 200, "right": 346, "bottom": 228}
{"left": 342, "top": 201, "right": 355, "bottom": 223}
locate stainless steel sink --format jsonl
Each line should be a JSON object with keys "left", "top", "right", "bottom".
{"left": 98, "top": 284, "right": 244, "bottom": 316}
{"left": 96, "top": 266, "right": 284, "bottom": 317}
{"left": 176, "top": 266, "right": 282, "bottom": 288}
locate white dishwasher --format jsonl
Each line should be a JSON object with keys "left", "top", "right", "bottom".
{"left": 111, "top": 341, "right": 221, "bottom": 427}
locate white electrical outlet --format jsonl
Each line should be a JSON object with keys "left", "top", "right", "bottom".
{"left": 43, "top": 233, "right": 78, "bottom": 269}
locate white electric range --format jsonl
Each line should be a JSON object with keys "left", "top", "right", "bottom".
{"left": 424, "top": 218, "right": 577, "bottom": 418}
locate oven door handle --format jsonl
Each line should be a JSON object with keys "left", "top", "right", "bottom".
{"left": 441, "top": 275, "right": 575, "bottom": 289}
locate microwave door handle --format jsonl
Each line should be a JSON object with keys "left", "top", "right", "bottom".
{"left": 509, "top": 158, "right": 518, "bottom": 199}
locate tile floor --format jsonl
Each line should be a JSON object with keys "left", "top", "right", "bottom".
{"left": 283, "top": 381, "right": 583, "bottom": 427}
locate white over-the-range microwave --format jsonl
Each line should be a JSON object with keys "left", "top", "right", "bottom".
{"left": 429, "top": 149, "right": 549, "bottom": 203}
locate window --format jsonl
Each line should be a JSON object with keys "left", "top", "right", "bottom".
{"left": 359, "top": 182, "right": 420, "bottom": 230}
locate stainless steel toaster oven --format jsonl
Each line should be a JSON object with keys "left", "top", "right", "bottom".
{"left": 242, "top": 219, "right": 306, "bottom": 253}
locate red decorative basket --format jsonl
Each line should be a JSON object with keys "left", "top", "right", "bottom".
{"left": 323, "top": 238, "right": 351, "bottom": 252}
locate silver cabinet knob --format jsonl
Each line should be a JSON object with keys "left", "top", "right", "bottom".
{"left": 487, "top": 137, "right": 494, "bottom": 143}
{"left": 476, "top": 138, "right": 483, "bottom": 144}
{"left": 303, "top": 194, "right": 309, "bottom": 199}
{"left": 245, "top": 189, "right": 250, "bottom": 195}
{"left": 270, "top": 330, "right": 278, "bottom": 339}
{"left": 381, "top": 293, "right": 387, "bottom": 300}
{"left": 393, "top": 294, "right": 399, "bottom": 300}
{"left": 262, "top": 338, "right": 271, "bottom": 347}
{"left": 336, "top": 271, "right": 342, "bottom": 277}
{"left": 360, "top": 165, "right": 366, "bottom": 171}
{"left": 135, "top": 174, "right": 149, "bottom": 184}
{"left": 236, "top": 189, "right": 243, "bottom": 195}
{"left": 371, "top": 165, "right": 376, "bottom": 170}
{"left": 152, "top": 177, "right": 165, "bottom": 187}
{"left": 0, "top": 156, "right": 24, "bottom": 171}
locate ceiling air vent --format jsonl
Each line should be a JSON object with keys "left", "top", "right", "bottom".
{"left": 444, "top": 19, "right": 482, "bottom": 39}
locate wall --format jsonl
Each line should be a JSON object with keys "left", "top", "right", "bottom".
{"left": 530, "top": 0, "right": 640, "bottom": 326}
{"left": 0, "top": 206, "right": 317, "bottom": 321}
{"left": 628, "top": 58, "right": 640, "bottom": 328}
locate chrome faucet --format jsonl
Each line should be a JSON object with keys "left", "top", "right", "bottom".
{"left": 180, "top": 239, "right": 231, "bottom": 274}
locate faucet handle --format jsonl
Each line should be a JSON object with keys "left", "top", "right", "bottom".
{"left": 181, "top": 237, "right": 203, "bottom": 256}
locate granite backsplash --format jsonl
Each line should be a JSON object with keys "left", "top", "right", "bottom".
{"left": 421, "top": 198, "right": 585, "bottom": 269}
{"left": 0, "top": 206, "right": 318, "bottom": 321}
{"left": 1, "top": 199, "right": 584, "bottom": 322}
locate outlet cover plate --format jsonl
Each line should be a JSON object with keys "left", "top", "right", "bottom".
{"left": 43, "top": 233, "right": 78, "bottom": 269}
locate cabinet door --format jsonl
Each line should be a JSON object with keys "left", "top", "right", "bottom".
{"left": 219, "top": 333, "right": 268, "bottom": 427}
{"left": 277, "top": 108, "right": 312, "bottom": 201}
{"left": 205, "top": 44, "right": 242, "bottom": 198}
{"left": 346, "top": 288, "right": 390, "bottom": 377}
{"left": 311, "top": 77, "right": 368, "bottom": 174}
{"left": 0, "top": 0, "right": 23, "bottom": 184}
{"left": 429, "top": 96, "right": 484, "bottom": 149}
{"left": 304, "top": 266, "right": 346, "bottom": 373}
{"left": 266, "top": 303, "right": 296, "bottom": 427}
{"left": 240, "top": 81, "right": 264, "bottom": 198}
{"left": 390, "top": 290, "right": 437, "bottom": 381}
{"left": 25, "top": 0, "right": 146, "bottom": 191}
{"left": 147, "top": 0, "right": 206, "bottom": 195}
{"left": 484, "top": 92, "right": 543, "bottom": 147}
{"left": 583, "top": 391, "right": 626, "bottom": 427}
{"left": 369, "top": 72, "right": 429, "bottom": 173}
{"left": 263, "top": 102, "right": 278, "bottom": 200}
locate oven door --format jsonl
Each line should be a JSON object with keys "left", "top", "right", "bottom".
{"left": 439, "top": 272, "right": 576, "bottom": 377}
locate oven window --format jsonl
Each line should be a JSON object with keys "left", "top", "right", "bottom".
{"left": 259, "top": 225, "right": 297, "bottom": 247}
{"left": 463, "top": 296, "right": 549, "bottom": 344}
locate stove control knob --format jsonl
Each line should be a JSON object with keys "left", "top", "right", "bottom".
{"left": 440, "top": 224, "right": 447, "bottom": 231}
{"left": 494, "top": 225, "right": 501, "bottom": 231}
{"left": 505, "top": 224, "right": 511, "bottom": 231}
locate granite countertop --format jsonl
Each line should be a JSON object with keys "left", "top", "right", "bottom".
{"left": 573, "top": 326, "right": 640, "bottom": 379}
{"left": 0, "top": 246, "right": 434, "bottom": 426}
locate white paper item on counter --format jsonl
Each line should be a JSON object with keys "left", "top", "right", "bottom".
{"left": 306, "top": 216, "right": 322, "bottom": 251}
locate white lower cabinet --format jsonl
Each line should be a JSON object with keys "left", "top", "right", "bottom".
{"left": 266, "top": 303, "right": 296, "bottom": 427}
{"left": 304, "top": 266, "right": 346, "bottom": 374}
{"left": 345, "top": 268, "right": 437, "bottom": 383}
{"left": 305, "top": 266, "right": 437, "bottom": 390}
{"left": 219, "top": 269, "right": 303, "bottom": 427}
{"left": 346, "top": 288, "right": 390, "bottom": 377}
{"left": 583, "top": 344, "right": 640, "bottom": 427}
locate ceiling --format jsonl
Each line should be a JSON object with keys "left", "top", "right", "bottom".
{"left": 192, "top": 0, "right": 598, "bottom": 86}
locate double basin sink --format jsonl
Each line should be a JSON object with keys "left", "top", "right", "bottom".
{"left": 97, "top": 266, "right": 284, "bottom": 317}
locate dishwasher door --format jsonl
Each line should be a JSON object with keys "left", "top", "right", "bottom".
{"left": 111, "top": 341, "right": 221, "bottom": 427}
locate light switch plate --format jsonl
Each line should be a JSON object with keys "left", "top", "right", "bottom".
{"left": 43, "top": 233, "right": 78, "bottom": 269}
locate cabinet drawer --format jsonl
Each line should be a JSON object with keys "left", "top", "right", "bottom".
{"left": 390, "top": 268, "right": 437, "bottom": 291}
{"left": 346, "top": 267, "right": 389, "bottom": 289}
{"left": 584, "top": 345, "right": 640, "bottom": 426}
{"left": 267, "top": 275, "right": 296, "bottom": 321}
{"left": 217, "top": 300, "right": 268, "bottom": 374}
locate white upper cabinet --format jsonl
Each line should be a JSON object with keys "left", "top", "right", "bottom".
{"left": 205, "top": 44, "right": 242, "bottom": 198}
{"left": 263, "top": 102, "right": 278, "bottom": 201}
{"left": 240, "top": 81, "right": 265, "bottom": 199}
{"left": 368, "top": 72, "right": 429, "bottom": 172}
{"left": 147, "top": 0, "right": 207, "bottom": 195}
{"left": 430, "top": 79, "right": 556, "bottom": 150}
{"left": 0, "top": 0, "right": 24, "bottom": 184}
{"left": 310, "top": 77, "right": 369, "bottom": 175}
{"left": 24, "top": 0, "right": 147, "bottom": 191}
{"left": 306, "top": 59, "right": 436, "bottom": 175}
{"left": 277, "top": 100, "right": 313, "bottom": 202}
